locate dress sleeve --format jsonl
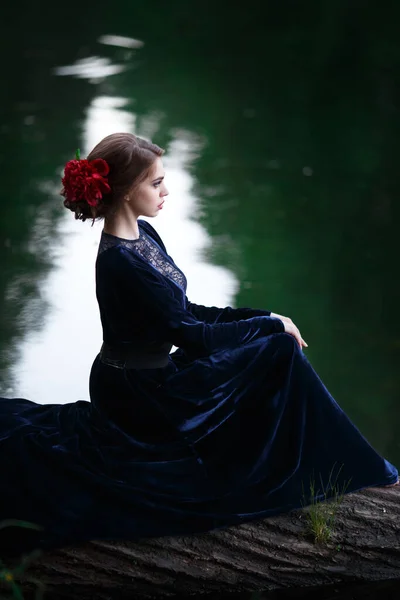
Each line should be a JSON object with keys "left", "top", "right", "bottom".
{"left": 186, "top": 300, "right": 272, "bottom": 323}
{"left": 108, "top": 247, "right": 285, "bottom": 357}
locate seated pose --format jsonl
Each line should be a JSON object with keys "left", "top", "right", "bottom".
{"left": 0, "top": 133, "right": 397, "bottom": 556}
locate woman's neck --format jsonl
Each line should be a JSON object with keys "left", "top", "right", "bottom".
{"left": 103, "top": 210, "right": 140, "bottom": 240}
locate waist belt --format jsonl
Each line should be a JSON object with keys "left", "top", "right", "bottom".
{"left": 99, "top": 342, "right": 171, "bottom": 370}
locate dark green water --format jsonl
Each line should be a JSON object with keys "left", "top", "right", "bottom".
{"left": 0, "top": 1, "right": 399, "bottom": 465}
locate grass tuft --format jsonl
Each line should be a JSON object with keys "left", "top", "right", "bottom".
{"left": 301, "top": 464, "right": 352, "bottom": 544}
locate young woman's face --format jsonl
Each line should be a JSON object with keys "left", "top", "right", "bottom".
{"left": 128, "top": 157, "right": 169, "bottom": 218}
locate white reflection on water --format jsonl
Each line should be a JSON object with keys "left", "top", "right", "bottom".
{"left": 10, "top": 96, "right": 237, "bottom": 404}
{"left": 98, "top": 34, "right": 144, "bottom": 49}
{"left": 54, "top": 57, "right": 127, "bottom": 80}
{"left": 84, "top": 96, "right": 135, "bottom": 140}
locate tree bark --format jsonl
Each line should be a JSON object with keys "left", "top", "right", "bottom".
{"left": 5, "top": 486, "right": 400, "bottom": 600}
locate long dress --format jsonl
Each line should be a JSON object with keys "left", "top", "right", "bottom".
{"left": 0, "top": 219, "right": 397, "bottom": 557}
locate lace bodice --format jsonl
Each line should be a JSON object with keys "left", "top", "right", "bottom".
{"left": 98, "top": 227, "right": 187, "bottom": 291}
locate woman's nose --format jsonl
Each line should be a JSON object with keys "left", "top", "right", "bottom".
{"left": 161, "top": 186, "right": 169, "bottom": 197}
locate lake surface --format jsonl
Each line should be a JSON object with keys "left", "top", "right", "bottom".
{"left": 1, "top": 1, "right": 399, "bottom": 465}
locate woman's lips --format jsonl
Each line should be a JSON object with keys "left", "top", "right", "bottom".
{"left": 157, "top": 202, "right": 164, "bottom": 209}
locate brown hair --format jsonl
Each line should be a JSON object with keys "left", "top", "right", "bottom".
{"left": 62, "top": 133, "right": 164, "bottom": 222}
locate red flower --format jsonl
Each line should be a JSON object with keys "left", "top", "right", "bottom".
{"left": 62, "top": 158, "right": 111, "bottom": 206}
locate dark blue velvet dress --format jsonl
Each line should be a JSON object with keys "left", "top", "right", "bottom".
{"left": 0, "top": 220, "right": 397, "bottom": 556}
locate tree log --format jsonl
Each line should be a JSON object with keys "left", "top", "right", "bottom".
{"left": 4, "top": 486, "right": 400, "bottom": 599}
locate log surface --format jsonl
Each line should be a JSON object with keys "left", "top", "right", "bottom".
{"left": 5, "top": 486, "right": 400, "bottom": 599}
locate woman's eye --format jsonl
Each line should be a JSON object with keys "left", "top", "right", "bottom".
{"left": 153, "top": 182, "right": 161, "bottom": 188}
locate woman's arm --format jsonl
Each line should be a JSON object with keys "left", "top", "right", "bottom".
{"left": 108, "top": 248, "right": 285, "bottom": 357}
{"left": 186, "top": 300, "right": 272, "bottom": 324}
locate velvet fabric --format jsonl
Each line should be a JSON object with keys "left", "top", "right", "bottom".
{"left": 0, "top": 220, "right": 397, "bottom": 557}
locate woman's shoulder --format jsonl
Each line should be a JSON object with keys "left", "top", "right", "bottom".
{"left": 96, "top": 236, "right": 139, "bottom": 274}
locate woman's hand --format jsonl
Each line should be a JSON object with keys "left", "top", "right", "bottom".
{"left": 270, "top": 312, "right": 308, "bottom": 350}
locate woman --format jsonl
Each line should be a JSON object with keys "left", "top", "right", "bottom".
{"left": 0, "top": 132, "right": 397, "bottom": 556}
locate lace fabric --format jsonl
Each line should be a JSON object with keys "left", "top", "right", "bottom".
{"left": 98, "top": 228, "right": 187, "bottom": 291}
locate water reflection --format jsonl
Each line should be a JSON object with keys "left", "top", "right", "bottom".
{"left": 98, "top": 34, "right": 144, "bottom": 49}
{"left": 84, "top": 96, "right": 135, "bottom": 143}
{"left": 10, "top": 94, "right": 237, "bottom": 404}
{"left": 54, "top": 57, "right": 127, "bottom": 80}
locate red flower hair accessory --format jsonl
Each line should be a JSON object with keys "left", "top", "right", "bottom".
{"left": 62, "top": 149, "right": 111, "bottom": 207}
